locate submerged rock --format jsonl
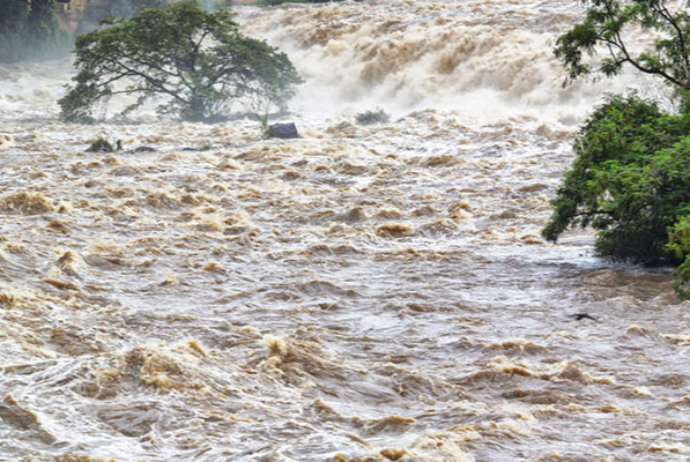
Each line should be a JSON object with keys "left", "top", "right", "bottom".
{"left": 267, "top": 122, "right": 299, "bottom": 139}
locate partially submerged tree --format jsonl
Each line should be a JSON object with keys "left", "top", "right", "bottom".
{"left": 59, "top": 1, "right": 302, "bottom": 122}
{"left": 545, "top": 0, "right": 690, "bottom": 297}
{"left": 543, "top": 93, "right": 690, "bottom": 260}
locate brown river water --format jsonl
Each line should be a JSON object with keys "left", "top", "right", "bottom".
{"left": 2, "top": 1, "right": 690, "bottom": 461}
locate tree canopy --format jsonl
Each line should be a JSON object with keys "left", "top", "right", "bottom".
{"left": 58, "top": 1, "right": 302, "bottom": 123}
{"left": 543, "top": 94, "right": 690, "bottom": 259}
{"left": 555, "top": 0, "right": 690, "bottom": 85}
{"left": 554, "top": 0, "right": 690, "bottom": 112}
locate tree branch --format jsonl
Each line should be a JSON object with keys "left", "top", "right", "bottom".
{"left": 104, "top": 58, "right": 189, "bottom": 104}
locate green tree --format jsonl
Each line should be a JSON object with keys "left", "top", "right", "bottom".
{"left": 545, "top": 0, "right": 690, "bottom": 297}
{"left": 543, "top": 94, "right": 690, "bottom": 258}
{"left": 58, "top": 1, "right": 302, "bottom": 123}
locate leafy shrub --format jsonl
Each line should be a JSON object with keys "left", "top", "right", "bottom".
{"left": 355, "top": 108, "right": 391, "bottom": 126}
{"left": 543, "top": 93, "right": 690, "bottom": 295}
{"left": 668, "top": 216, "right": 690, "bottom": 297}
{"left": 87, "top": 138, "right": 122, "bottom": 152}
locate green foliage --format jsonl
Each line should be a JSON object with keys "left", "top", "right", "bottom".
{"left": 668, "top": 215, "right": 690, "bottom": 297}
{"left": 0, "top": 0, "right": 71, "bottom": 63}
{"left": 355, "top": 108, "right": 391, "bottom": 125}
{"left": 59, "top": 1, "right": 302, "bottom": 123}
{"left": 554, "top": 0, "right": 690, "bottom": 93}
{"left": 86, "top": 137, "right": 120, "bottom": 152}
{"left": 543, "top": 93, "right": 690, "bottom": 294}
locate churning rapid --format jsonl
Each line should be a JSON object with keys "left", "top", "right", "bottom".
{"left": 1, "top": 1, "right": 689, "bottom": 461}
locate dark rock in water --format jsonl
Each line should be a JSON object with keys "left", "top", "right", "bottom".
{"left": 134, "top": 146, "right": 156, "bottom": 153}
{"left": 181, "top": 147, "right": 199, "bottom": 152}
{"left": 267, "top": 123, "right": 299, "bottom": 139}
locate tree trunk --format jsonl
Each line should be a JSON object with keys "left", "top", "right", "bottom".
{"left": 184, "top": 95, "right": 206, "bottom": 122}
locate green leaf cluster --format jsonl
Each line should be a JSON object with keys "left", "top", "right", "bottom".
{"left": 543, "top": 93, "right": 690, "bottom": 296}
{"left": 58, "top": 1, "right": 303, "bottom": 123}
{"left": 355, "top": 108, "right": 391, "bottom": 126}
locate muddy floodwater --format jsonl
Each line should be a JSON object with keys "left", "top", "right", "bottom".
{"left": 2, "top": 1, "right": 690, "bottom": 461}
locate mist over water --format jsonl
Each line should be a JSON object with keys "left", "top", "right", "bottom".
{"left": 1, "top": 1, "right": 689, "bottom": 461}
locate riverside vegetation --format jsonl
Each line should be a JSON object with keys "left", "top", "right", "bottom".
{"left": 355, "top": 108, "right": 391, "bottom": 126}
{"left": 543, "top": 0, "right": 690, "bottom": 297}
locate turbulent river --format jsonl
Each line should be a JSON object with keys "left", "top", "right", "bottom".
{"left": 1, "top": 1, "right": 690, "bottom": 461}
